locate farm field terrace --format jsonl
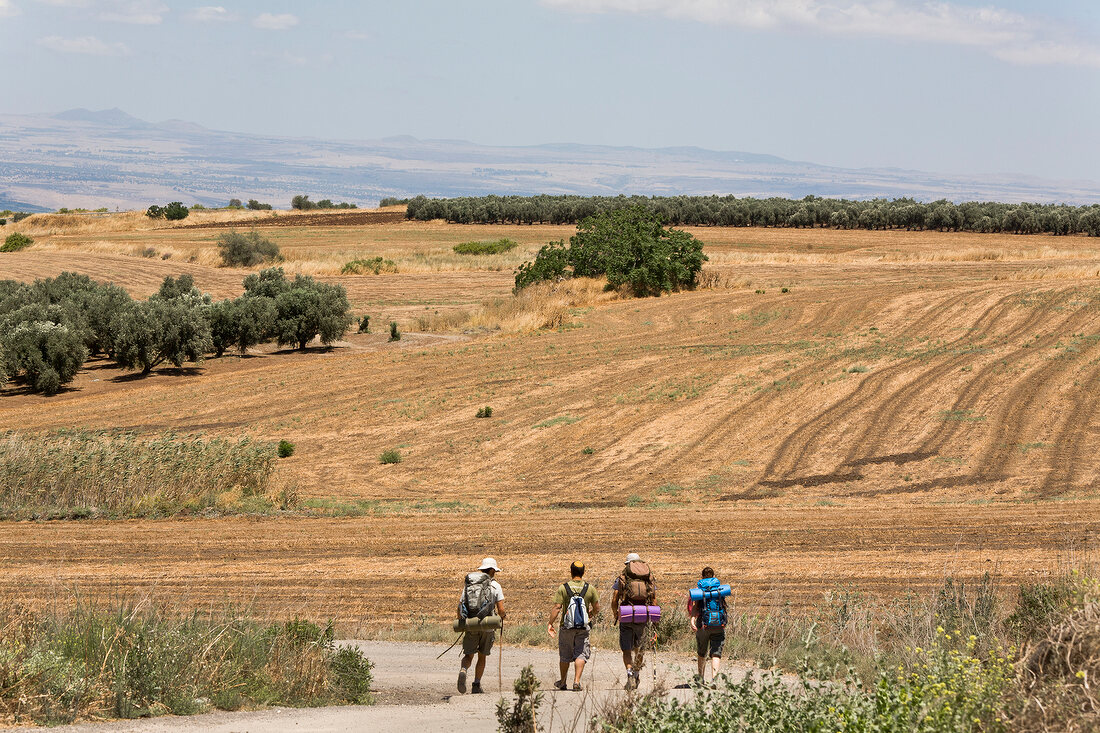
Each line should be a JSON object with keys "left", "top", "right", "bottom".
{"left": 1, "top": 210, "right": 1100, "bottom": 626}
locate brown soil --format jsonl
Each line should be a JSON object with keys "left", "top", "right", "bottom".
{"left": 174, "top": 209, "right": 408, "bottom": 229}
{"left": 1, "top": 223, "right": 1099, "bottom": 626}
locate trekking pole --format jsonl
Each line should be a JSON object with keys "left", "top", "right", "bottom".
{"left": 498, "top": 619, "right": 504, "bottom": 693}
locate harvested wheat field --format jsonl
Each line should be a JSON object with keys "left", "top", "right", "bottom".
{"left": 2, "top": 210, "right": 1100, "bottom": 627}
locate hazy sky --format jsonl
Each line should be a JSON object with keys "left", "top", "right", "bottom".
{"left": 1, "top": 0, "right": 1098, "bottom": 181}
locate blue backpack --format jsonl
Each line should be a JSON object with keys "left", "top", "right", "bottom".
{"left": 697, "top": 577, "right": 727, "bottom": 628}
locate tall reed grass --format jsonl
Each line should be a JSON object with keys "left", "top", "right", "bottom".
{"left": 0, "top": 430, "right": 287, "bottom": 519}
{"left": 0, "top": 600, "right": 372, "bottom": 725}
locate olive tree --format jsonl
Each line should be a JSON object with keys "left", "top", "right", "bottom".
{"left": 111, "top": 298, "right": 212, "bottom": 374}
{"left": 0, "top": 304, "right": 88, "bottom": 394}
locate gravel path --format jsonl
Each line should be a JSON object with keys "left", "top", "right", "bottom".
{"left": 55, "top": 639, "right": 761, "bottom": 732}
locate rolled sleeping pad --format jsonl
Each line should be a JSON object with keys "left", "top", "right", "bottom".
{"left": 452, "top": 615, "right": 503, "bottom": 633}
{"left": 619, "top": 605, "right": 662, "bottom": 624}
{"left": 689, "top": 584, "right": 732, "bottom": 602}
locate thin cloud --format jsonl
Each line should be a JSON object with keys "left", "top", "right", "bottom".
{"left": 99, "top": 0, "right": 168, "bottom": 24}
{"left": 34, "top": 0, "right": 90, "bottom": 6}
{"left": 543, "top": 0, "right": 1100, "bottom": 68}
{"left": 0, "top": 0, "right": 20, "bottom": 17}
{"left": 252, "top": 12, "right": 298, "bottom": 30}
{"left": 38, "top": 34, "right": 131, "bottom": 55}
{"left": 190, "top": 5, "right": 235, "bottom": 22}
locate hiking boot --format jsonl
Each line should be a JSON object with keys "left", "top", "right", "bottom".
{"left": 624, "top": 672, "right": 637, "bottom": 691}
{"left": 457, "top": 667, "right": 467, "bottom": 694}
{"left": 471, "top": 682, "right": 484, "bottom": 694}
{"left": 553, "top": 680, "right": 568, "bottom": 691}
{"left": 572, "top": 683, "right": 582, "bottom": 692}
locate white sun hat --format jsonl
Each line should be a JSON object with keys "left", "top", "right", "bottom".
{"left": 479, "top": 557, "right": 501, "bottom": 572}
{"left": 625, "top": 552, "right": 641, "bottom": 564}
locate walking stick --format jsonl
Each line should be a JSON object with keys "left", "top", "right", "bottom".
{"left": 498, "top": 619, "right": 504, "bottom": 693}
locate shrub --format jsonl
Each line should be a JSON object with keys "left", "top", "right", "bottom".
{"left": 379, "top": 197, "right": 410, "bottom": 206}
{"left": 358, "top": 315, "right": 370, "bottom": 333}
{"left": 0, "top": 601, "right": 372, "bottom": 724}
{"left": 514, "top": 240, "right": 570, "bottom": 291}
{"left": 582, "top": 446, "right": 594, "bottom": 455}
{"left": 380, "top": 449, "right": 402, "bottom": 464}
{"left": 603, "top": 630, "right": 1012, "bottom": 733}
{"left": 476, "top": 406, "right": 493, "bottom": 418}
{"left": 247, "top": 199, "right": 273, "bottom": 211}
{"left": 389, "top": 321, "right": 400, "bottom": 341}
{"left": 11, "top": 212, "right": 30, "bottom": 223}
{"left": 496, "top": 665, "right": 542, "bottom": 733}
{"left": 341, "top": 257, "right": 397, "bottom": 275}
{"left": 228, "top": 198, "right": 243, "bottom": 208}
{"left": 278, "top": 439, "right": 295, "bottom": 458}
{"left": 145, "top": 204, "right": 164, "bottom": 219}
{"left": 0, "top": 219, "right": 7, "bottom": 226}
{"left": 1, "top": 232, "right": 33, "bottom": 252}
{"left": 453, "top": 238, "right": 518, "bottom": 255}
{"left": 217, "top": 230, "right": 281, "bottom": 267}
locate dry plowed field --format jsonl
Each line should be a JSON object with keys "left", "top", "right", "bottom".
{"left": 2, "top": 211, "right": 1099, "bottom": 626}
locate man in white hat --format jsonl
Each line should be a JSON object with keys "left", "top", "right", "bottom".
{"left": 611, "top": 552, "right": 656, "bottom": 690}
{"left": 458, "top": 557, "right": 507, "bottom": 694}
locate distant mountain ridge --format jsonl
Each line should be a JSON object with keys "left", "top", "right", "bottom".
{"left": 0, "top": 108, "right": 1097, "bottom": 211}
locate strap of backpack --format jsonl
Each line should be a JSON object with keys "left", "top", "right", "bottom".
{"left": 563, "top": 582, "right": 575, "bottom": 599}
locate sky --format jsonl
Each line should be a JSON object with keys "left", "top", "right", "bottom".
{"left": 1, "top": 0, "right": 1098, "bottom": 181}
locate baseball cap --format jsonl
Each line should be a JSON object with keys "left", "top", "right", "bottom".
{"left": 625, "top": 552, "right": 641, "bottom": 564}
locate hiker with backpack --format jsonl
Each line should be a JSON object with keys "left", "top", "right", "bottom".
{"left": 611, "top": 552, "right": 659, "bottom": 690}
{"left": 547, "top": 561, "right": 600, "bottom": 691}
{"left": 687, "top": 566, "right": 730, "bottom": 683}
{"left": 456, "top": 558, "right": 507, "bottom": 694}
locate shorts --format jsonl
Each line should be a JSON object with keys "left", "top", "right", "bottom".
{"left": 619, "top": 622, "right": 648, "bottom": 653}
{"left": 462, "top": 630, "right": 496, "bottom": 657}
{"left": 558, "top": 627, "right": 592, "bottom": 663}
{"left": 695, "top": 626, "right": 725, "bottom": 658}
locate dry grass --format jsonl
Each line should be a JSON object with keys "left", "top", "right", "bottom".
{"left": 416, "top": 277, "right": 620, "bottom": 333}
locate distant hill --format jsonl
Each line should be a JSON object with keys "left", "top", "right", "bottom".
{"left": 0, "top": 108, "right": 1098, "bottom": 211}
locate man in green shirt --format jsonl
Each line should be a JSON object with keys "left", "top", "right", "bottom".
{"left": 547, "top": 561, "right": 600, "bottom": 691}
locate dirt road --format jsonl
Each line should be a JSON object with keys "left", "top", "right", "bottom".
{"left": 56, "top": 639, "right": 736, "bottom": 732}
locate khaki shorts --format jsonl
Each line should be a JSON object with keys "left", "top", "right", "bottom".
{"left": 462, "top": 630, "right": 496, "bottom": 657}
{"left": 558, "top": 627, "right": 591, "bottom": 663}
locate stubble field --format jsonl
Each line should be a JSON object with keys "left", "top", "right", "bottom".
{"left": 1, "top": 209, "right": 1099, "bottom": 628}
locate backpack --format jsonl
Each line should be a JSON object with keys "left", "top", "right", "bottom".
{"left": 619, "top": 560, "right": 655, "bottom": 605}
{"left": 697, "top": 577, "right": 727, "bottom": 628}
{"left": 561, "top": 582, "right": 590, "bottom": 630}
{"left": 458, "top": 571, "right": 495, "bottom": 621}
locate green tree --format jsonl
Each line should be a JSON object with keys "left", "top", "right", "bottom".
{"left": 163, "top": 202, "right": 189, "bottom": 221}
{"left": 0, "top": 304, "right": 88, "bottom": 395}
{"left": 112, "top": 298, "right": 213, "bottom": 374}
{"left": 274, "top": 278, "right": 352, "bottom": 350}
{"left": 290, "top": 195, "right": 318, "bottom": 211}
{"left": 247, "top": 199, "right": 273, "bottom": 211}
{"left": 208, "top": 296, "right": 276, "bottom": 356}
{"left": 146, "top": 205, "right": 165, "bottom": 219}
{"left": 568, "top": 206, "right": 707, "bottom": 295}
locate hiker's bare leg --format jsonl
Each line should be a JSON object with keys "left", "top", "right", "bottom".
{"left": 559, "top": 661, "right": 569, "bottom": 684}
{"left": 574, "top": 658, "right": 586, "bottom": 686}
{"left": 461, "top": 653, "right": 474, "bottom": 671}
{"left": 621, "top": 650, "right": 633, "bottom": 671}
{"left": 474, "top": 653, "right": 487, "bottom": 682}
{"left": 711, "top": 656, "right": 722, "bottom": 676}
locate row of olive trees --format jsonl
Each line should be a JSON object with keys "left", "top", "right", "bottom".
{"left": 405, "top": 195, "right": 1100, "bottom": 236}
{"left": 290, "top": 195, "right": 357, "bottom": 211}
{"left": 0, "top": 269, "right": 352, "bottom": 396}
